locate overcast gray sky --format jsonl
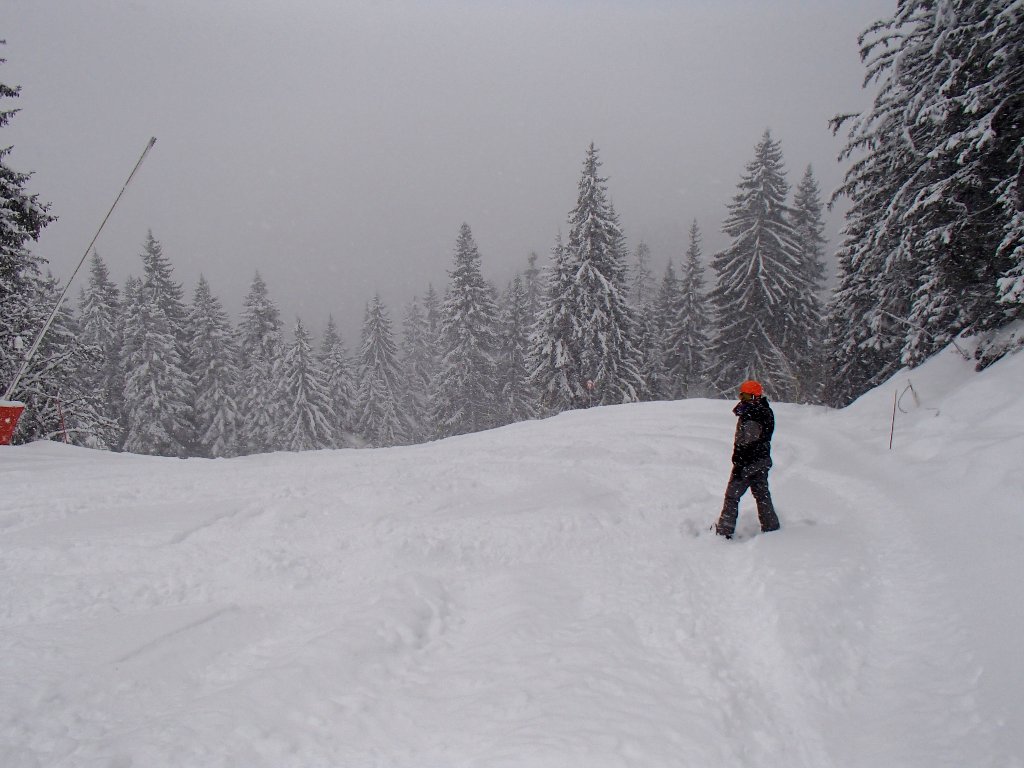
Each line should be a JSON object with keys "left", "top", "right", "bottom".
{"left": 5, "top": 0, "right": 891, "bottom": 341}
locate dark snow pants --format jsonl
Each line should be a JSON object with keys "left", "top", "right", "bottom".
{"left": 716, "top": 464, "right": 780, "bottom": 536}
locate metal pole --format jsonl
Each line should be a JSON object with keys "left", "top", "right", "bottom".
{"left": 2, "top": 137, "right": 157, "bottom": 402}
{"left": 889, "top": 389, "right": 898, "bottom": 450}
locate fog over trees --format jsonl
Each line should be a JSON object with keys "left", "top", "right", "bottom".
{"left": 2, "top": 1, "right": 1023, "bottom": 454}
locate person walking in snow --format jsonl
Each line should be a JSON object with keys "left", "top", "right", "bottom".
{"left": 715, "top": 380, "right": 780, "bottom": 538}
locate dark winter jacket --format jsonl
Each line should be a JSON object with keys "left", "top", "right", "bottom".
{"left": 731, "top": 396, "right": 774, "bottom": 473}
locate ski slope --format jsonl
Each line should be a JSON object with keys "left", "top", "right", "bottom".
{"left": 2, "top": 346, "right": 1022, "bottom": 767}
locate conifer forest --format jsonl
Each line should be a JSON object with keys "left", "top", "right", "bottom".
{"left": 2, "top": 1, "right": 1022, "bottom": 457}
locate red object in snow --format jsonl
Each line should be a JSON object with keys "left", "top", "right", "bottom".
{"left": 0, "top": 401, "right": 25, "bottom": 445}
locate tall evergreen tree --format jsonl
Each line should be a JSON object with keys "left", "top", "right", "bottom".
{"left": 827, "top": 144, "right": 917, "bottom": 405}
{"left": 635, "top": 307, "right": 667, "bottom": 402}
{"left": 828, "top": 2, "right": 940, "bottom": 397}
{"left": 897, "top": 0, "right": 1023, "bottom": 364}
{"left": 236, "top": 272, "right": 285, "bottom": 454}
{"left": 139, "top": 230, "right": 188, "bottom": 347}
{"left": 496, "top": 274, "right": 537, "bottom": 424}
{"left": 77, "top": 251, "right": 123, "bottom": 430}
{"left": 530, "top": 235, "right": 575, "bottom": 411}
{"left": 420, "top": 284, "right": 444, "bottom": 436}
{"left": 187, "top": 276, "right": 239, "bottom": 458}
{"left": 666, "top": 221, "right": 711, "bottom": 398}
{"left": 117, "top": 236, "right": 194, "bottom": 455}
{"left": 706, "top": 131, "right": 805, "bottom": 400}
{"left": 531, "top": 145, "right": 645, "bottom": 410}
{"left": 116, "top": 275, "right": 143, "bottom": 446}
{"left": 829, "top": 0, "right": 1024, "bottom": 399}
{"left": 319, "top": 316, "right": 356, "bottom": 446}
{"left": 993, "top": 1, "right": 1024, "bottom": 319}
{"left": 432, "top": 223, "right": 501, "bottom": 437}
{"left": 654, "top": 259, "right": 683, "bottom": 398}
{"left": 399, "top": 297, "right": 434, "bottom": 442}
{"left": 789, "top": 167, "right": 828, "bottom": 402}
{"left": 630, "top": 240, "right": 666, "bottom": 400}
{"left": 14, "top": 273, "right": 116, "bottom": 446}
{"left": 0, "top": 46, "right": 57, "bottom": 431}
{"left": 121, "top": 271, "right": 192, "bottom": 456}
{"left": 354, "top": 295, "right": 407, "bottom": 447}
{"left": 279, "top": 317, "right": 336, "bottom": 451}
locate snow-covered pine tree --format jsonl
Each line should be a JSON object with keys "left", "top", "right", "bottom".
{"left": 991, "top": 4, "right": 1024, "bottom": 326}
{"left": 830, "top": 1, "right": 1024, "bottom": 395}
{"left": 420, "top": 284, "right": 444, "bottom": 435}
{"left": 828, "top": 154, "right": 920, "bottom": 404}
{"left": 127, "top": 234, "right": 195, "bottom": 453}
{"left": 431, "top": 223, "right": 501, "bottom": 437}
{"left": 187, "top": 276, "right": 239, "bottom": 458}
{"left": 319, "top": 315, "right": 356, "bottom": 446}
{"left": 116, "top": 275, "right": 142, "bottom": 445}
{"left": 236, "top": 272, "right": 285, "bottom": 454}
{"left": 654, "top": 259, "right": 683, "bottom": 399}
{"left": 77, "top": 251, "right": 123, "bottom": 431}
{"left": 666, "top": 221, "right": 711, "bottom": 399}
{"left": 581, "top": 165, "right": 645, "bottom": 405}
{"left": 121, "top": 272, "right": 193, "bottom": 456}
{"left": 13, "top": 273, "right": 116, "bottom": 446}
{"left": 279, "top": 317, "right": 336, "bottom": 452}
{"left": 827, "top": 3, "right": 957, "bottom": 405}
{"left": 113, "top": 234, "right": 194, "bottom": 453}
{"left": 789, "top": 167, "right": 828, "bottom": 403}
{"left": 354, "top": 295, "right": 407, "bottom": 447}
{"left": 139, "top": 231, "right": 189, "bottom": 348}
{"left": 399, "top": 297, "right": 434, "bottom": 442}
{"left": 496, "top": 274, "right": 537, "bottom": 424}
{"left": 895, "top": 0, "right": 1023, "bottom": 365}
{"left": 0, "top": 47, "right": 57, "bottom": 428}
{"left": 636, "top": 308, "right": 666, "bottom": 402}
{"left": 630, "top": 240, "right": 667, "bottom": 400}
{"left": 531, "top": 145, "right": 646, "bottom": 410}
{"left": 706, "top": 131, "right": 805, "bottom": 400}
{"left": 530, "top": 235, "right": 575, "bottom": 411}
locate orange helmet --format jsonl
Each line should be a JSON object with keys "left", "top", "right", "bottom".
{"left": 739, "top": 380, "right": 763, "bottom": 397}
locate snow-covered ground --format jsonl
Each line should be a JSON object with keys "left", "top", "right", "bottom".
{"left": 3, "top": 346, "right": 1022, "bottom": 768}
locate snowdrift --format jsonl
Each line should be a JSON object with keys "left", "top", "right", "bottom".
{"left": 2, "top": 346, "right": 1022, "bottom": 767}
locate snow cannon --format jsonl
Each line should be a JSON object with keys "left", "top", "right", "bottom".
{"left": 0, "top": 400, "right": 25, "bottom": 445}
